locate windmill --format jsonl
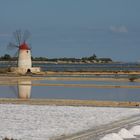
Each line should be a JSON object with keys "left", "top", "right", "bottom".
{"left": 7, "top": 30, "right": 32, "bottom": 70}
{"left": 8, "top": 30, "right": 40, "bottom": 74}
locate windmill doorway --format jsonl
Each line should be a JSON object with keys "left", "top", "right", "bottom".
{"left": 27, "top": 69, "right": 31, "bottom": 73}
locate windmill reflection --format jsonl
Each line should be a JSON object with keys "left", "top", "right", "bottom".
{"left": 18, "top": 80, "right": 32, "bottom": 99}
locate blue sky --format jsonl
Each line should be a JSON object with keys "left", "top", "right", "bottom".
{"left": 0, "top": 0, "right": 140, "bottom": 62}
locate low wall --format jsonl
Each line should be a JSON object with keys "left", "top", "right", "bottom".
{"left": 10, "top": 67, "right": 41, "bottom": 74}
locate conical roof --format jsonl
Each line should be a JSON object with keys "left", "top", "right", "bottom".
{"left": 19, "top": 42, "right": 30, "bottom": 50}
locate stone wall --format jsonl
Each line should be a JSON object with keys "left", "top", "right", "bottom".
{"left": 10, "top": 67, "right": 41, "bottom": 74}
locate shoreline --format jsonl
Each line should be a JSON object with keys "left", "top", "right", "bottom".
{"left": 0, "top": 60, "right": 116, "bottom": 64}
{"left": 45, "top": 71, "right": 140, "bottom": 75}
{"left": 0, "top": 98, "right": 139, "bottom": 107}
{"left": 0, "top": 71, "right": 140, "bottom": 83}
{"left": 1, "top": 69, "right": 140, "bottom": 75}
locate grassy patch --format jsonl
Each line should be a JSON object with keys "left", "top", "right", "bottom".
{"left": 3, "top": 138, "right": 17, "bottom": 140}
{"left": 129, "top": 74, "right": 139, "bottom": 82}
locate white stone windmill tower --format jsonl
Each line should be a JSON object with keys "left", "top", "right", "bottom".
{"left": 8, "top": 30, "right": 40, "bottom": 74}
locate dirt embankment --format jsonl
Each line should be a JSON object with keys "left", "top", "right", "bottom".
{"left": 0, "top": 98, "right": 140, "bottom": 108}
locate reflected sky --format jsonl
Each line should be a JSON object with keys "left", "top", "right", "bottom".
{"left": 0, "top": 81, "right": 32, "bottom": 99}
{"left": 0, "top": 79, "right": 140, "bottom": 102}
{"left": 33, "top": 79, "right": 140, "bottom": 86}
{"left": 31, "top": 86, "right": 140, "bottom": 102}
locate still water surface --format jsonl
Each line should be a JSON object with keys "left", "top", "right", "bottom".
{"left": 1, "top": 62, "right": 140, "bottom": 71}
{"left": 0, "top": 78, "right": 140, "bottom": 102}
{"left": 34, "top": 63, "right": 140, "bottom": 72}
{"left": 0, "top": 62, "right": 140, "bottom": 102}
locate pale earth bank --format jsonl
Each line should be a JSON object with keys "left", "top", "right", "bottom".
{"left": 100, "top": 126, "right": 140, "bottom": 140}
{"left": 0, "top": 104, "right": 139, "bottom": 140}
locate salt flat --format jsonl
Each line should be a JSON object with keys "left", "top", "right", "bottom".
{"left": 0, "top": 104, "right": 140, "bottom": 140}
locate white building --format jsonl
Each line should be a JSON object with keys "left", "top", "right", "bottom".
{"left": 10, "top": 42, "right": 40, "bottom": 74}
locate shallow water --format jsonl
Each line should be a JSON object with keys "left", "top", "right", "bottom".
{"left": 0, "top": 78, "right": 140, "bottom": 102}
{"left": 1, "top": 62, "right": 140, "bottom": 71}
{"left": 0, "top": 62, "right": 140, "bottom": 102}
{"left": 31, "top": 86, "right": 140, "bottom": 102}
{"left": 33, "top": 79, "right": 140, "bottom": 86}
{"left": 33, "top": 63, "right": 140, "bottom": 72}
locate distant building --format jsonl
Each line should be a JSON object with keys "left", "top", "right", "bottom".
{"left": 99, "top": 58, "right": 112, "bottom": 63}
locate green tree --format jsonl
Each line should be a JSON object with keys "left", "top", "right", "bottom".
{"left": 3, "top": 54, "right": 11, "bottom": 60}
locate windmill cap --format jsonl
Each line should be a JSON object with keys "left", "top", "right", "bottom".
{"left": 19, "top": 42, "right": 30, "bottom": 50}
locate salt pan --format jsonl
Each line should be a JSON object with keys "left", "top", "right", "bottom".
{"left": 100, "top": 133, "right": 123, "bottom": 140}
{"left": 129, "top": 125, "right": 140, "bottom": 135}
{"left": 118, "top": 128, "right": 135, "bottom": 139}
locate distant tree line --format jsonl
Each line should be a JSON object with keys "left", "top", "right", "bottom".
{"left": 81, "top": 54, "right": 97, "bottom": 62}
{"left": 81, "top": 54, "right": 112, "bottom": 63}
{"left": 0, "top": 54, "right": 17, "bottom": 61}
{"left": 0, "top": 54, "right": 112, "bottom": 63}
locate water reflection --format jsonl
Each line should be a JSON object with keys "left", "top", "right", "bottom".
{"left": 0, "top": 78, "right": 140, "bottom": 102}
{"left": 31, "top": 86, "right": 140, "bottom": 102}
{"left": 18, "top": 80, "right": 31, "bottom": 99}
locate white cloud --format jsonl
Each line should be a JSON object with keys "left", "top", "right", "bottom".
{"left": 110, "top": 25, "right": 128, "bottom": 33}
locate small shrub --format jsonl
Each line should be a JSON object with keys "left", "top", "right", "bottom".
{"left": 3, "top": 137, "right": 16, "bottom": 140}
{"left": 129, "top": 75, "right": 139, "bottom": 82}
